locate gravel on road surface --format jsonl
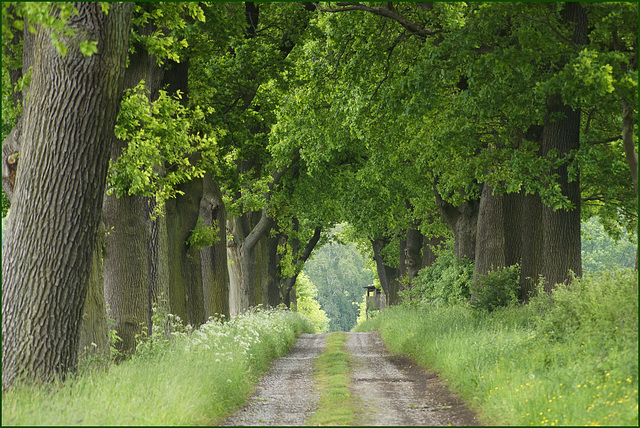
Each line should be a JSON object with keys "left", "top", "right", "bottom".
{"left": 219, "top": 331, "right": 481, "bottom": 426}
{"left": 220, "top": 333, "right": 328, "bottom": 426}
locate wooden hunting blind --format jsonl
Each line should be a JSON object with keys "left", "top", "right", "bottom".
{"left": 363, "top": 285, "right": 385, "bottom": 319}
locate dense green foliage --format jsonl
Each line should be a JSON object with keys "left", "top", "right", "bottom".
{"left": 472, "top": 265, "right": 521, "bottom": 313}
{"left": 108, "top": 82, "right": 219, "bottom": 215}
{"left": 304, "top": 231, "right": 375, "bottom": 332}
{"left": 400, "top": 245, "right": 474, "bottom": 306}
{"left": 295, "top": 273, "right": 330, "bottom": 334}
{"left": 356, "top": 270, "right": 638, "bottom": 426}
{"left": 1, "top": 307, "right": 314, "bottom": 425}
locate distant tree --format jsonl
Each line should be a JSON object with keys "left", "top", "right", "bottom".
{"left": 304, "top": 228, "right": 374, "bottom": 332}
{"left": 581, "top": 217, "right": 637, "bottom": 273}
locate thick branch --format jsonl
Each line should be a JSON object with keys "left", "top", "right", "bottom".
{"left": 243, "top": 208, "right": 274, "bottom": 252}
{"left": 583, "top": 136, "right": 622, "bottom": 145}
{"left": 283, "top": 225, "right": 322, "bottom": 296}
{"left": 313, "top": 2, "right": 441, "bottom": 38}
{"left": 299, "top": 226, "right": 322, "bottom": 264}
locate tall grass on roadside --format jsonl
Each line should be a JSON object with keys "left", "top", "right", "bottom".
{"left": 2, "top": 306, "right": 315, "bottom": 426}
{"left": 355, "top": 269, "right": 638, "bottom": 426}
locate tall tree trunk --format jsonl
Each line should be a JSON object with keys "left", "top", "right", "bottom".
{"left": 226, "top": 154, "right": 298, "bottom": 315}
{"left": 503, "top": 190, "right": 524, "bottom": 267}
{"left": 166, "top": 177, "right": 205, "bottom": 327}
{"left": 472, "top": 184, "right": 506, "bottom": 301}
{"left": 146, "top": 197, "right": 170, "bottom": 330}
{"left": 520, "top": 192, "right": 544, "bottom": 302}
{"left": 280, "top": 225, "right": 322, "bottom": 308}
{"left": 404, "top": 227, "right": 424, "bottom": 283}
{"left": 541, "top": 97, "right": 583, "bottom": 289}
{"left": 103, "top": 192, "right": 149, "bottom": 355}
{"left": 227, "top": 210, "right": 271, "bottom": 315}
{"left": 268, "top": 233, "right": 283, "bottom": 307}
{"left": 540, "top": 2, "right": 588, "bottom": 290}
{"left": 398, "top": 237, "right": 408, "bottom": 303}
{"left": 227, "top": 222, "right": 244, "bottom": 317}
{"left": 254, "top": 234, "right": 270, "bottom": 306}
{"left": 371, "top": 238, "right": 401, "bottom": 305}
{"left": 102, "top": 35, "right": 165, "bottom": 355}
{"left": 199, "top": 175, "right": 230, "bottom": 319}
{"left": 434, "top": 186, "right": 480, "bottom": 261}
{"left": 422, "top": 234, "right": 443, "bottom": 268}
{"left": 227, "top": 214, "right": 250, "bottom": 315}
{"left": 2, "top": 3, "right": 132, "bottom": 389}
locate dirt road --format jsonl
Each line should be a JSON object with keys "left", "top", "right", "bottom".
{"left": 221, "top": 331, "right": 480, "bottom": 426}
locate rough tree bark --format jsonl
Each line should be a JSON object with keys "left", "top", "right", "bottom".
{"left": 404, "top": 227, "right": 425, "bottom": 283}
{"left": 103, "top": 186, "right": 150, "bottom": 356}
{"left": 520, "top": 192, "right": 544, "bottom": 302}
{"left": 227, "top": 152, "right": 300, "bottom": 315}
{"left": 471, "top": 184, "right": 506, "bottom": 301}
{"left": 434, "top": 187, "right": 481, "bottom": 261}
{"left": 227, "top": 209, "right": 274, "bottom": 315}
{"left": 102, "top": 35, "right": 165, "bottom": 356}
{"left": 199, "top": 174, "right": 230, "bottom": 319}
{"left": 166, "top": 177, "right": 206, "bottom": 327}
{"left": 540, "top": 2, "right": 589, "bottom": 290}
{"left": 371, "top": 238, "right": 401, "bottom": 306}
{"left": 268, "top": 233, "right": 284, "bottom": 307}
{"left": 421, "top": 234, "right": 444, "bottom": 269}
{"left": 2, "top": 3, "right": 133, "bottom": 389}
{"left": 503, "top": 190, "right": 524, "bottom": 268}
{"left": 541, "top": 96, "right": 583, "bottom": 289}
{"left": 146, "top": 197, "right": 170, "bottom": 330}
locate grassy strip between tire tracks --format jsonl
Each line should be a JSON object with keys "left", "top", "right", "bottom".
{"left": 306, "top": 332, "right": 365, "bottom": 426}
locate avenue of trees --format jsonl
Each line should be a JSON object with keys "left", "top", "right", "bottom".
{"left": 1, "top": 2, "right": 637, "bottom": 389}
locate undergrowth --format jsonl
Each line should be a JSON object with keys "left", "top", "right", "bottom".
{"left": 2, "top": 306, "right": 314, "bottom": 426}
{"left": 355, "top": 269, "right": 638, "bottom": 426}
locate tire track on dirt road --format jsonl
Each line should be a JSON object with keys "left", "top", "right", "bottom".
{"left": 346, "top": 331, "right": 480, "bottom": 426}
{"left": 221, "top": 333, "right": 328, "bottom": 426}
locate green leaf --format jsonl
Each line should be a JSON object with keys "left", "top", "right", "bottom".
{"left": 79, "top": 40, "right": 98, "bottom": 57}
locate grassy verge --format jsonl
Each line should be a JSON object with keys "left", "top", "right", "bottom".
{"left": 355, "top": 269, "right": 638, "bottom": 426}
{"left": 306, "top": 332, "right": 362, "bottom": 426}
{"left": 2, "top": 307, "right": 315, "bottom": 426}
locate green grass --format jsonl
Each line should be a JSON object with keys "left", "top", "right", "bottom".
{"left": 2, "top": 307, "right": 315, "bottom": 426}
{"left": 306, "top": 332, "right": 362, "bottom": 426}
{"left": 355, "top": 269, "right": 638, "bottom": 426}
